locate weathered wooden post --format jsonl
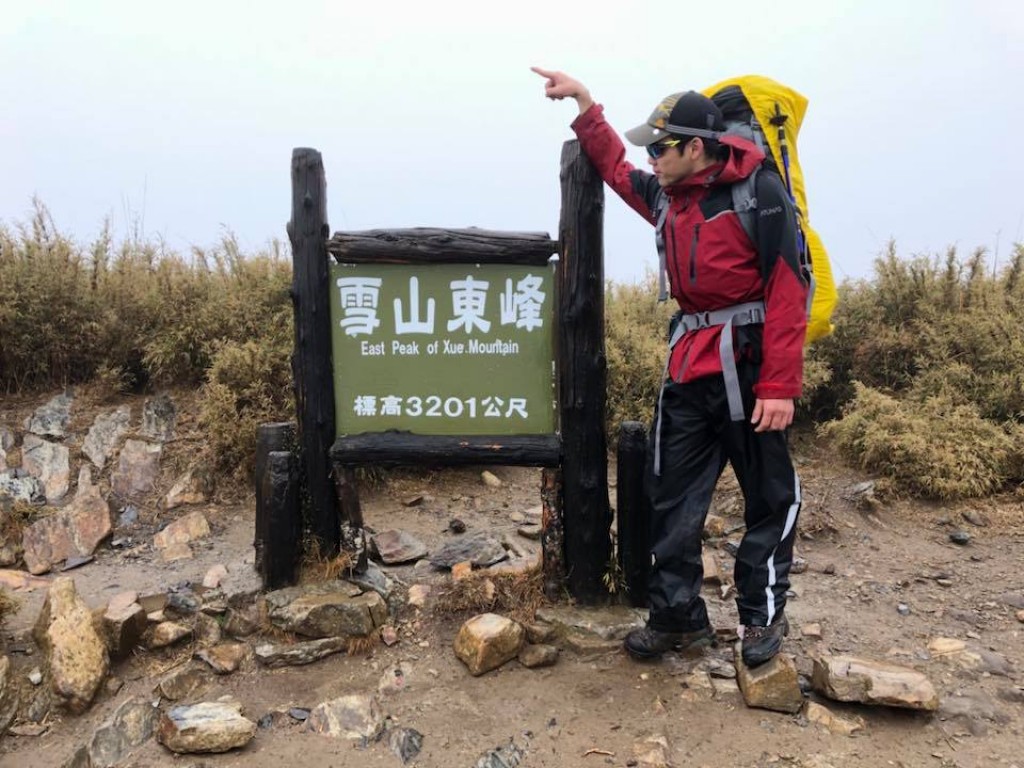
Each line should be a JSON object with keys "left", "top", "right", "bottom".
{"left": 616, "top": 421, "right": 649, "bottom": 606}
{"left": 260, "top": 451, "right": 301, "bottom": 588}
{"left": 254, "top": 421, "right": 296, "bottom": 582}
{"left": 289, "top": 148, "right": 341, "bottom": 557}
{"left": 557, "top": 139, "right": 612, "bottom": 603}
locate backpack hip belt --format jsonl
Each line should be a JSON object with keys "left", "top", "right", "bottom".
{"left": 653, "top": 300, "right": 766, "bottom": 476}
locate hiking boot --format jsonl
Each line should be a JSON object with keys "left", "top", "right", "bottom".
{"left": 741, "top": 616, "right": 790, "bottom": 667}
{"left": 624, "top": 624, "right": 715, "bottom": 660}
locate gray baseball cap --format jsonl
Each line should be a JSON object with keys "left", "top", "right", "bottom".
{"left": 625, "top": 90, "right": 725, "bottom": 146}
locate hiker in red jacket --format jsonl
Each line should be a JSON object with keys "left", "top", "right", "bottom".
{"left": 533, "top": 67, "right": 807, "bottom": 666}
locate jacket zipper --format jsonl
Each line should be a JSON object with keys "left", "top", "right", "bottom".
{"left": 689, "top": 224, "right": 701, "bottom": 284}
{"left": 668, "top": 210, "right": 681, "bottom": 293}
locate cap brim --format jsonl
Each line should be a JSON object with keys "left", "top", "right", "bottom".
{"left": 624, "top": 122, "right": 670, "bottom": 147}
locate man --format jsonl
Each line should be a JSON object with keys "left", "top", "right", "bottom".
{"left": 532, "top": 67, "right": 807, "bottom": 667}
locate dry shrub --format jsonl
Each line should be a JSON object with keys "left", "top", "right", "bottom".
{"left": 823, "top": 383, "right": 1024, "bottom": 499}
{"left": 0, "top": 202, "right": 292, "bottom": 394}
{"left": 198, "top": 322, "right": 294, "bottom": 481}
{"left": 604, "top": 272, "right": 675, "bottom": 433}
{"left": 433, "top": 565, "right": 545, "bottom": 625}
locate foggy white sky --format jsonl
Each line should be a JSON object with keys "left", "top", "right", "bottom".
{"left": 2, "top": 0, "right": 1022, "bottom": 285}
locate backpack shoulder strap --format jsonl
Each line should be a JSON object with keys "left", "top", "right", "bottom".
{"left": 654, "top": 193, "right": 670, "bottom": 301}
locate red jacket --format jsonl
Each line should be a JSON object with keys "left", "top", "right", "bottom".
{"left": 572, "top": 104, "right": 807, "bottom": 399}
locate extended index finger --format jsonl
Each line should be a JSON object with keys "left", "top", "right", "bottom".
{"left": 530, "top": 66, "right": 557, "bottom": 79}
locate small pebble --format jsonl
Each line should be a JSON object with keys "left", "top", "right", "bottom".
{"left": 823, "top": 564, "right": 836, "bottom": 575}
{"left": 448, "top": 519, "right": 467, "bottom": 534}
{"left": 949, "top": 530, "right": 971, "bottom": 546}
{"left": 790, "top": 557, "right": 808, "bottom": 575}
{"left": 28, "top": 668, "right": 42, "bottom": 686}
{"left": 897, "top": 603, "right": 911, "bottom": 616}
{"left": 1016, "top": 610, "right": 1024, "bottom": 624}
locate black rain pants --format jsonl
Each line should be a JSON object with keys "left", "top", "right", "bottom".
{"left": 645, "top": 361, "right": 801, "bottom": 632}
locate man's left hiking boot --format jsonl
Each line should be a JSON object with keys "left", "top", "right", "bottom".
{"left": 741, "top": 616, "right": 789, "bottom": 667}
{"left": 624, "top": 624, "right": 715, "bottom": 660}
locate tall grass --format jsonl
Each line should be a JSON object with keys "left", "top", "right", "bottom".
{"left": 0, "top": 201, "right": 294, "bottom": 478}
{"left": 6, "top": 202, "right": 1023, "bottom": 499}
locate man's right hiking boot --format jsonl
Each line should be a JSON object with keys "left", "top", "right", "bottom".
{"left": 623, "top": 624, "right": 715, "bottom": 660}
{"left": 741, "top": 615, "right": 790, "bottom": 667}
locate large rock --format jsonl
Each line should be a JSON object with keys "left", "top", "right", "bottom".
{"left": 805, "top": 701, "right": 864, "bottom": 736}
{"left": 83, "top": 407, "right": 131, "bottom": 470}
{"left": 164, "top": 469, "right": 209, "bottom": 510}
{"left": 153, "top": 511, "right": 210, "bottom": 550}
{"left": 196, "top": 643, "right": 248, "bottom": 675}
{"left": 111, "top": 440, "right": 162, "bottom": 498}
{"left": 430, "top": 533, "right": 507, "bottom": 569}
{"left": 306, "top": 695, "right": 385, "bottom": 742}
{"left": 812, "top": 655, "right": 939, "bottom": 711}
{"left": 22, "top": 467, "right": 112, "bottom": 575}
{"left": 156, "top": 665, "right": 207, "bottom": 702}
{"left": 371, "top": 529, "right": 428, "bottom": 564}
{"left": 33, "top": 576, "right": 109, "bottom": 714}
{"left": 0, "top": 426, "right": 14, "bottom": 452}
{"left": 102, "top": 592, "right": 147, "bottom": 660}
{"left": 149, "top": 622, "right": 193, "bottom": 649}
{"left": 82, "top": 696, "right": 159, "bottom": 767}
{"left": 454, "top": 613, "right": 525, "bottom": 676}
{"left": 141, "top": 394, "right": 177, "bottom": 442}
{"left": 735, "top": 651, "right": 804, "bottom": 713}
{"left": 22, "top": 435, "right": 70, "bottom": 501}
{"left": 0, "top": 656, "right": 19, "bottom": 738}
{"left": 157, "top": 699, "right": 256, "bottom": 754}
{"left": 255, "top": 637, "right": 348, "bottom": 668}
{"left": 534, "top": 604, "right": 645, "bottom": 642}
{"left": 25, "top": 394, "right": 73, "bottom": 438}
{"left": 262, "top": 582, "right": 387, "bottom": 639}
{"left": 0, "top": 470, "right": 45, "bottom": 504}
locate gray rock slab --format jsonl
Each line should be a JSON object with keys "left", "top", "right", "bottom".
{"left": 372, "top": 529, "right": 428, "bottom": 564}
{"left": 111, "top": 440, "right": 162, "bottom": 498}
{"left": 306, "top": 695, "right": 385, "bottom": 742}
{"left": 157, "top": 699, "right": 256, "bottom": 754}
{"left": 0, "top": 471, "right": 45, "bottom": 503}
{"left": 255, "top": 637, "right": 348, "bottom": 668}
{"left": 430, "top": 534, "right": 507, "bottom": 569}
{"left": 262, "top": 582, "right": 386, "bottom": 639}
{"left": 21, "top": 466, "right": 112, "bottom": 575}
{"left": 22, "top": 435, "right": 70, "bottom": 501}
{"left": 0, "top": 426, "right": 14, "bottom": 452}
{"left": 344, "top": 561, "right": 393, "bottom": 599}
{"left": 83, "top": 407, "right": 131, "bottom": 470}
{"left": 141, "top": 395, "right": 177, "bottom": 442}
{"left": 535, "top": 604, "right": 645, "bottom": 641}
{"left": 25, "top": 395, "right": 73, "bottom": 438}
{"left": 812, "top": 655, "right": 939, "bottom": 711}
{"left": 86, "top": 696, "right": 159, "bottom": 768}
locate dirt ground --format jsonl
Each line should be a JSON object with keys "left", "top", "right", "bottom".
{"left": 1, "top": 418, "right": 1023, "bottom": 768}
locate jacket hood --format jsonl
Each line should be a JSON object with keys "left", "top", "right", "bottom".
{"left": 665, "top": 134, "right": 764, "bottom": 195}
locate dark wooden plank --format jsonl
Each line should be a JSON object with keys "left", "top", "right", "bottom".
{"left": 260, "top": 451, "right": 301, "bottom": 589}
{"left": 333, "top": 467, "right": 368, "bottom": 573}
{"left": 289, "top": 147, "right": 341, "bottom": 555}
{"left": 254, "top": 422, "right": 295, "bottom": 572}
{"left": 330, "top": 433, "right": 560, "bottom": 467}
{"left": 328, "top": 228, "right": 557, "bottom": 265}
{"left": 616, "top": 421, "right": 649, "bottom": 607}
{"left": 557, "top": 139, "right": 612, "bottom": 604}
{"left": 540, "top": 467, "right": 565, "bottom": 600}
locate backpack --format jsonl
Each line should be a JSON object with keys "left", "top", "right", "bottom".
{"left": 653, "top": 76, "right": 837, "bottom": 344}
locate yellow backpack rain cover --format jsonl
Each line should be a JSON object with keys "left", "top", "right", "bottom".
{"left": 703, "top": 75, "right": 837, "bottom": 343}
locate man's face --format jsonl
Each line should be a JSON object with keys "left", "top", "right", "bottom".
{"left": 648, "top": 137, "right": 698, "bottom": 187}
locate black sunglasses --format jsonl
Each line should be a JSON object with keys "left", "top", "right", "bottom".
{"left": 646, "top": 137, "right": 691, "bottom": 160}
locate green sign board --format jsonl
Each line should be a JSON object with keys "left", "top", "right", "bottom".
{"left": 329, "top": 262, "right": 557, "bottom": 436}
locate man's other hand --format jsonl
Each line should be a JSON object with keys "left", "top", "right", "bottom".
{"left": 751, "top": 398, "right": 794, "bottom": 432}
